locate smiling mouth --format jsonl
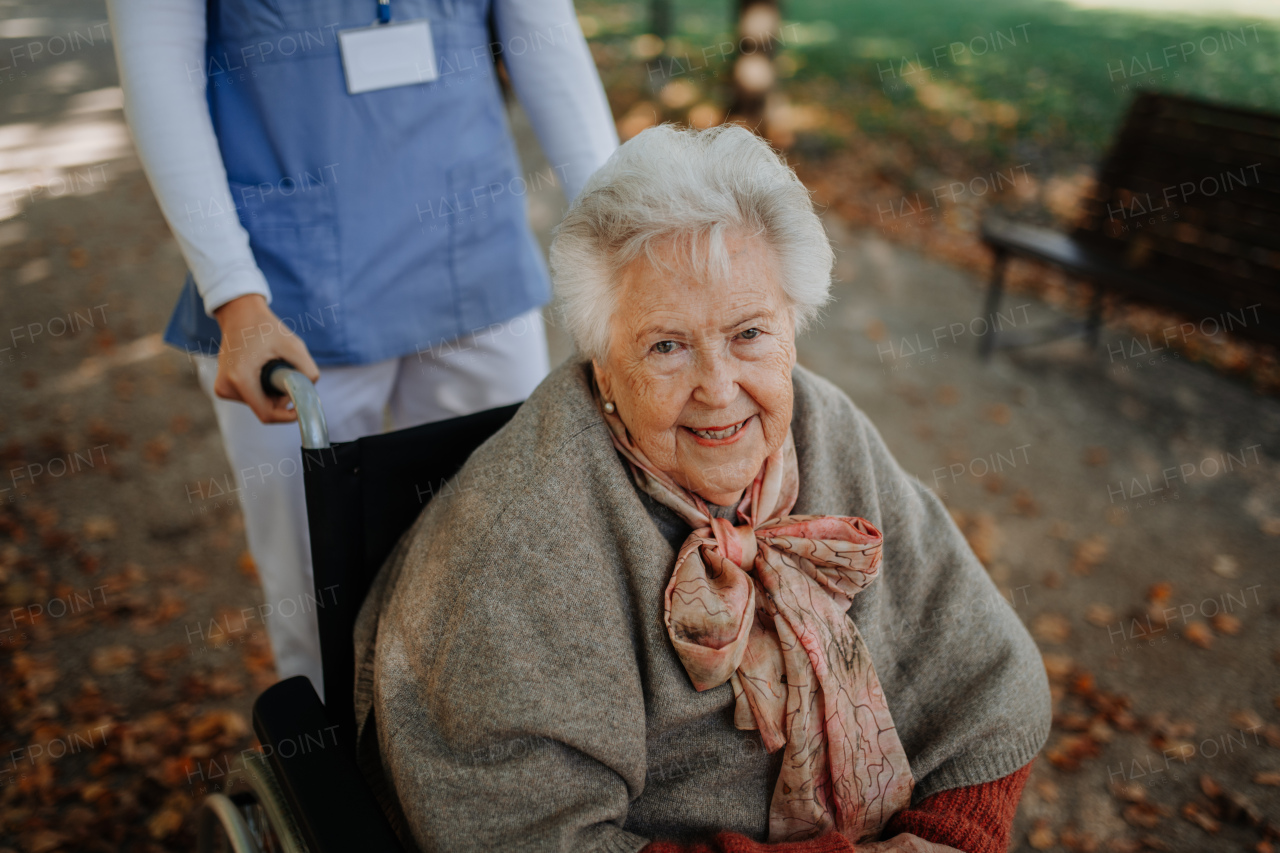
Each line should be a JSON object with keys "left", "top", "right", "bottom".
{"left": 685, "top": 418, "right": 750, "bottom": 441}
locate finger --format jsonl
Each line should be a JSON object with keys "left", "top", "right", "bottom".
{"left": 263, "top": 397, "right": 299, "bottom": 423}
{"left": 235, "top": 369, "right": 287, "bottom": 424}
{"left": 212, "top": 366, "right": 243, "bottom": 404}
{"left": 281, "top": 335, "right": 321, "bottom": 383}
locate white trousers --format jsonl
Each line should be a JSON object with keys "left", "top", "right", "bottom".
{"left": 195, "top": 309, "right": 550, "bottom": 693}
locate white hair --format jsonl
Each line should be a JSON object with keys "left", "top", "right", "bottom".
{"left": 549, "top": 124, "right": 834, "bottom": 362}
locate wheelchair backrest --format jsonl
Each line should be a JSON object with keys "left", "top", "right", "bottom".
{"left": 302, "top": 403, "right": 522, "bottom": 741}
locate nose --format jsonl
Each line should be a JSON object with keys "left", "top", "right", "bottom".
{"left": 691, "top": 348, "right": 738, "bottom": 409}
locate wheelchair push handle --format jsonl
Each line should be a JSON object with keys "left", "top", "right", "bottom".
{"left": 260, "top": 358, "right": 331, "bottom": 450}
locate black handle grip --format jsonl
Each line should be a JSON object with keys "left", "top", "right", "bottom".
{"left": 260, "top": 358, "right": 296, "bottom": 398}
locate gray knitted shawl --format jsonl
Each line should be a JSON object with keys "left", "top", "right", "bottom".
{"left": 353, "top": 358, "right": 1051, "bottom": 853}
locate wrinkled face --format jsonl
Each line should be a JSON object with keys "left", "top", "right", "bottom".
{"left": 593, "top": 233, "right": 797, "bottom": 506}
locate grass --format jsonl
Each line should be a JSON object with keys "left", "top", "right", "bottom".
{"left": 580, "top": 0, "right": 1280, "bottom": 208}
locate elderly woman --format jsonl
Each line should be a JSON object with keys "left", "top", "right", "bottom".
{"left": 353, "top": 125, "right": 1050, "bottom": 853}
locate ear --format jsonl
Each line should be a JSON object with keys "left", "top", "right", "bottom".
{"left": 591, "top": 358, "right": 615, "bottom": 403}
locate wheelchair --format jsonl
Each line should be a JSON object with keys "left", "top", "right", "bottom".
{"left": 196, "top": 361, "right": 520, "bottom": 853}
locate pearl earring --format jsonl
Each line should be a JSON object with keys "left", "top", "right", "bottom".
{"left": 603, "top": 401, "right": 615, "bottom": 413}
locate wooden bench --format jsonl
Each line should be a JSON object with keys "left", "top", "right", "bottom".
{"left": 978, "top": 92, "right": 1280, "bottom": 357}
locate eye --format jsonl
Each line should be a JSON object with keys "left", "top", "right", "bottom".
{"left": 652, "top": 340, "right": 678, "bottom": 354}
{"left": 739, "top": 328, "right": 762, "bottom": 340}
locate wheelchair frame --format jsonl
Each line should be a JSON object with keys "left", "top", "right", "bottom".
{"left": 196, "top": 361, "right": 520, "bottom": 853}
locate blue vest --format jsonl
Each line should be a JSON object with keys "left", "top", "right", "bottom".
{"left": 165, "top": 0, "right": 551, "bottom": 365}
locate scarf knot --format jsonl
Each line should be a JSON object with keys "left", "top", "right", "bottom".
{"left": 708, "top": 516, "right": 758, "bottom": 571}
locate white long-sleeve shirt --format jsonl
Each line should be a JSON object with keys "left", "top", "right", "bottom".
{"left": 105, "top": 0, "right": 617, "bottom": 316}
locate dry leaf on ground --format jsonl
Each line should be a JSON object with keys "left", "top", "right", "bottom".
{"left": 1028, "top": 818, "right": 1055, "bottom": 850}
{"left": 1210, "top": 554, "right": 1240, "bottom": 578}
{"left": 1085, "top": 603, "right": 1115, "bottom": 627}
{"left": 89, "top": 645, "right": 136, "bottom": 675}
{"left": 1230, "top": 709, "right": 1264, "bottom": 730}
{"left": 1180, "top": 802, "right": 1221, "bottom": 833}
{"left": 1033, "top": 612, "right": 1072, "bottom": 644}
{"left": 1072, "top": 535, "right": 1108, "bottom": 575}
{"left": 1210, "top": 612, "right": 1241, "bottom": 635}
{"left": 1183, "top": 622, "right": 1213, "bottom": 649}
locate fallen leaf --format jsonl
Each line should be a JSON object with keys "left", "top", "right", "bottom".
{"left": 1200, "top": 774, "right": 1222, "bottom": 799}
{"left": 1028, "top": 818, "right": 1055, "bottom": 849}
{"left": 13, "top": 652, "right": 60, "bottom": 693}
{"left": 1058, "top": 825, "right": 1098, "bottom": 852}
{"left": 951, "top": 510, "right": 1002, "bottom": 566}
{"left": 82, "top": 515, "right": 117, "bottom": 541}
{"left": 985, "top": 403, "right": 1011, "bottom": 425}
{"left": 1122, "top": 801, "right": 1168, "bottom": 829}
{"left": 1035, "top": 778, "right": 1060, "bottom": 803}
{"left": 187, "top": 709, "right": 250, "bottom": 743}
{"left": 1147, "top": 712, "right": 1196, "bottom": 739}
{"left": 1253, "top": 772, "right": 1280, "bottom": 786}
{"left": 21, "top": 830, "right": 69, "bottom": 853}
{"left": 1183, "top": 622, "right": 1213, "bottom": 649}
{"left": 1111, "top": 780, "right": 1146, "bottom": 803}
{"left": 1085, "top": 603, "right": 1116, "bottom": 627}
{"left": 1088, "top": 717, "right": 1115, "bottom": 744}
{"left": 1180, "top": 802, "right": 1220, "bottom": 833}
{"left": 1210, "top": 554, "right": 1239, "bottom": 578}
{"left": 1012, "top": 489, "right": 1039, "bottom": 516}
{"left": 1033, "top": 612, "right": 1072, "bottom": 644}
{"left": 1231, "top": 709, "right": 1264, "bottom": 731}
{"left": 1159, "top": 740, "right": 1196, "bottom": 762}
{"left": 90, "top": 645, "right": 136, "bottom": 675}
{"left": 1199, "top": 775, "right": 1263, "bottom": 826}
{"left": 1210, "top": 612, "right": 1241, "bottom": 635}
{"left": 1043, "top": 654, "right": 1075, "bottom": 682}
{"left": 237, "top": 550, "right": 258, "bottom": 579}
{"left": 1084, "top": 446, "right": 1109, "bottom": 466}
{"left": 1072, "top": 535, "right": 1108, "bottom": 574}
{"left": 142, "top": 435, "right": 172, "bottom": 465}
{"left": 1045, "top": 733, "right": 1101, "bottom": 770}
{"left": 935, "top": 384, "right": 959, "bottom": 406}
{"left": 147, "top": 806, "right": 184, "bottom": 839}
{"left": 80, "top": 781, "right": 109, "bottom": 802}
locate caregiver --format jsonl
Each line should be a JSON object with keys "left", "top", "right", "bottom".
{"left": 106, "top": 0, "right": 617, "bottom": 690}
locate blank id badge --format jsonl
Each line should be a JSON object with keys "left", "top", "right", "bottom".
{"left": 338, "top": 13, "right": 439, "bottom": 95}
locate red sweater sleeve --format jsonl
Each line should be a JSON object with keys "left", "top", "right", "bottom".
{"left": 881, "top": 760, "right": 1033, "bottom": 853}
{"left": 639, "top": 760, "right": 1033, "bottom": 853}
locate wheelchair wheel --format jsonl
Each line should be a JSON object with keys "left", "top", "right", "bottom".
{"left": 196, "top": 752, "right": 309, "bottom": 853}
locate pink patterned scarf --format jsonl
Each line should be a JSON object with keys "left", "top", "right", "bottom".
{"left": 598, "top": 401, "right": 915, "bottom": 842}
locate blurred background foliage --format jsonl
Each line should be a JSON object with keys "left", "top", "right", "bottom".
{"left": 575, "top": 0, "right": 1280, "bottom": 229}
